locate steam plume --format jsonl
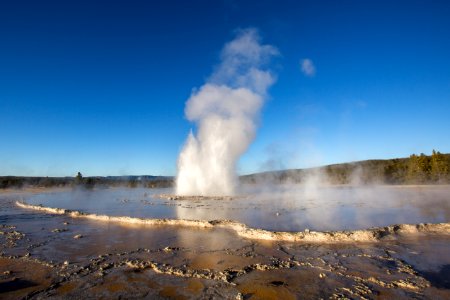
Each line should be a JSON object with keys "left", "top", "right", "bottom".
{"left": 176, "top": 29, "right": 278, "bottom": 196}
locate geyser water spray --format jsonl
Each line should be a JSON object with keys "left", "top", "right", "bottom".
{"left": 176, "top": 28, "right": 278, "bottom": 196}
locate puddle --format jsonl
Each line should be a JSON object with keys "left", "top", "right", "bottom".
{"left": 0, "top": 279, "right": 37, "bottom": 293}
{"left": 419, "top": 264, "right": 450, "bottom": 289}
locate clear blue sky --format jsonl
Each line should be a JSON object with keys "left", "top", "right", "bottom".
{"left": 1, "top": 0, "right": 449, "bottom": 176}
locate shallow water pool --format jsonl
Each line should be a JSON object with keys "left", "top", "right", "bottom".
{"left": 24, "top": 185, "right": 450, "bottom": 231}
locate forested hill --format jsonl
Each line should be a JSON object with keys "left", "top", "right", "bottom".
{"left": 0, "top": 175, "right": 173, "bottom": 189}
{"left": 241, "top": 150, "right": 450, "bottom": 185}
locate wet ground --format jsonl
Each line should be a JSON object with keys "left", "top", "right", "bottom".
{"left": 1, "top": 188, "right": 450, "bottom": 299}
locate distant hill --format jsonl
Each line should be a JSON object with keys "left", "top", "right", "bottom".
{"left": 1, "top": 151, "right": 449, "bottom": 189}
{"left": 0, "top": 175, "right": 174, "bottom": 189}
{"left": 241, "top": 151, "right": 450, "bottom": 185}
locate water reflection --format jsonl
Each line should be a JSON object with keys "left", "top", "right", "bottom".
{"left": 25, "top": 185, "right": 450, "bottom": 231}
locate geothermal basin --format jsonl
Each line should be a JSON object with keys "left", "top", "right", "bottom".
{"left": 2, "top": 185, "right": 450, "bottom": 299}
{"left": 19, "top": 185, "right": 450, "bottom": 232}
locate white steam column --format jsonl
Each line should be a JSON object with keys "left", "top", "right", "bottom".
{"left": 176, "top": 29, "right": 278, "bottom": 196}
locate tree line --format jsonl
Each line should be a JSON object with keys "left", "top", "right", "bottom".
{"left": 242, "top": 150, "right": 450, "bottom": 185}
{"left": 0, "top": 174, "right": 174, "bottom": 189}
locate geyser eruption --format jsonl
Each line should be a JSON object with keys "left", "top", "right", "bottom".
{"left": 176, "top": 29, "right": 278, "bottom": 196}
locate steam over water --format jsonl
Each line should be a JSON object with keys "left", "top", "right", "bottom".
{"left": 176, "top": 29, "right": 278, "bottom": 196}
{"left": 24, "top": 186, "right": 450, "bottom": 232}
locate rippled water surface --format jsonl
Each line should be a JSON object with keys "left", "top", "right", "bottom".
{"left": 24, "top": 185, "right": 450, "bottom": 231}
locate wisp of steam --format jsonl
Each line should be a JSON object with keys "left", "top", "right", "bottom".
{"left": 176, "top": 29, "right": 278, "bottom": 196}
